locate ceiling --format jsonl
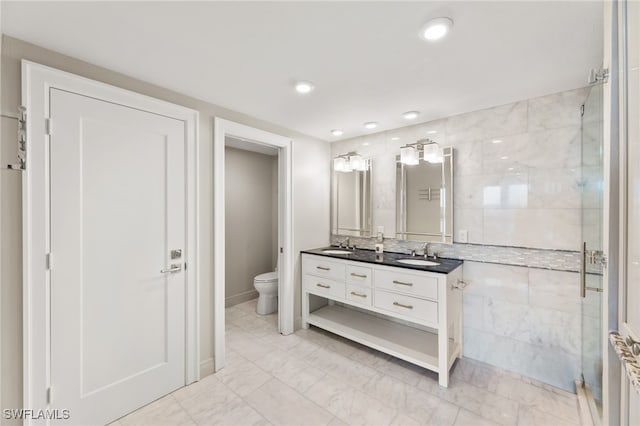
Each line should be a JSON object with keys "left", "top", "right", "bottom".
{"left": 1, "top": 1, "right": 603, "bottom": 142}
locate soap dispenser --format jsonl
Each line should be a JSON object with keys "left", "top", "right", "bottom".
{"left": 375, "top": 230, "right": 384, "bottom": 254}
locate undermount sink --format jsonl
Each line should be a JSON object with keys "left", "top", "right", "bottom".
{"left": 322, "top": 249, "right": 353, "bottom": 255}
{"left": 397, "top": 258, "right": 440, "bottom": 266}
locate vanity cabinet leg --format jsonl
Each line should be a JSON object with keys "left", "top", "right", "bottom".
{"left": 438, "top": 277, "right": 449, "bottom": 387}
{"left": 301, "top": 290, "right": 310, "bottom": 329}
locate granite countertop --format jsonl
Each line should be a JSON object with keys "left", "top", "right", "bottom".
{"left": 301, "top": 247, "right": 463, "bottom": 275}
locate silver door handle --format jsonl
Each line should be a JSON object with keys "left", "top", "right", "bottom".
{"left": 580, "top": 242, "right": 604, "bottom": 297}
{"left": 161, "top": 264, "right": 182, "bottom": 273}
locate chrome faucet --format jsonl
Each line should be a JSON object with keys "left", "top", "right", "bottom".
{"left": 339, "top": 237, "right": 350, "bottom": 249}
{"left": 423, "top": 242, "right": 431, "bottom": 259}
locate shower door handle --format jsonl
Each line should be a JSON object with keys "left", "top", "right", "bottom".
{"left": 580, "top": 242, "right": 587, "bottom": 298}
{"left": 580, "top": 242, "right": 605, "bottom": 298}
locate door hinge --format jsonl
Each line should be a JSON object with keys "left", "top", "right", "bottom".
{"left": 3, "top": 106, "right": 26, "bottom": 171}
{"left": 46, "top": 253, "right": 52, "bottom": 270}
{"left": 46, "top": 387, "right": 52, "bottom": 404}
{"left": 45, "top": 117, "right": 52, "bottom": 136}
{"left": 580, "top": 104, "right": 585, "bottom": 117}
{"left": 588, "top": 68, "right": 609, "bottom": 85}
{"left": 280, "top": 247, "right": 284, "bottom": 254}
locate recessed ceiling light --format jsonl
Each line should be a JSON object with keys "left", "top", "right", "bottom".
{"left": 492, "top": 139, "right": 503, "bottom": 144}
{"left": 427, "top": 130, "right": 438, "bottom": 135}
{"left": 501, "top": 156, "right": 509, "bottom": 160}
{"left": 362, "top": 142, "right": 370, "bottom": 146}
{"left": 420, "top": 17, "right": 453, "bottom": 41}
{"left": 508, "top": 167, "right": 514, "bottom": 171}
{"left": 391, "top": 137, "right": 400, "bottom": 141}
{"left": 294, "top": 80, "right": 315, "bottom": 94}
{"left": 364, "top": 122, "right": 378, "bottom": 129}
{"left": 331, "top": 129, "right": 343, "bottom": 137}
{"left": 403, "top": 111, "right": 420, "bottom": 120}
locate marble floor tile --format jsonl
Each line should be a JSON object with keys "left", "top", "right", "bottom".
{"left": 177, "top": 377, "right": 267, "bottom": 426}
{"left": 254, "top": 347, "right": 326, "bottom": 393}
{"left": 516, "top": 406, "right": 577, "bottom": 426}
{"left": 306, "top": 346, "right": 379, "bottom": 387}
{"left": 245, "top": 378, "right": 334, "bottom": 426}
{"left": 215, "top": 351, "right": 272, "bottom": 397}
{"left": 123, "top": 304, "right": 581, "bottom": 426}
{"left": 454, "top": 409, "right": 500, "bottom": 426}
{"left": 119, "top": 394, "right": 195, "bottom": 426}
{"left": 305, "top": 375, "right": 398, "bottom": 426}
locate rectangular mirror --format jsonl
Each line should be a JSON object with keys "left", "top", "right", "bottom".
{"left": 395, "top": 147, "right": 453, "bottom": 242}
{"left": 331, "top": 159, "right": 373, "bottom": 237}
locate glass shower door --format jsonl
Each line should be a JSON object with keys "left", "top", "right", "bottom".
{"left": 580, "top": 82, "right": 604, "bottom": 414}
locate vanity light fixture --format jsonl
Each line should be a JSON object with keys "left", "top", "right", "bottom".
{"left": 334, "top": 152, "right": 368, "bottom": 172}
{"left": 420, "top": 17, "right": 453, "bottom": 41}
{"left": 403, "top": 111, "right": 420, "bottom": 120}
{"left": 331, "top": 129, "right": 344, "bottom": 137}
{"left": 399, "top": 138, "right": 442, "bottom": 165}
{"left": 364, "top": 122, "right": 378, "bottom": 130}
{"left": 333, "top": 156, "right": 352, "bottom": 172}
{"left": 400, "top": 145, "right": 420, "bottom": 165}
{"left": 349, "top": 154, "right": 367, "bottom": 171}
{"left": 423, "top": 142, "right": 443, "bottom": 163}
{"left": 295, "top": 80, "right": 315, "bottom": 94}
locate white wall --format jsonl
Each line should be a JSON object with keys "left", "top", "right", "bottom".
{"left": 225, "top": 146, "right": 277, "bottom": 307}
{"left": 0, "top": 35, "right": 330, "bottom": 412}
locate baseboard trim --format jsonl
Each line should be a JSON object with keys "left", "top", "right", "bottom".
{"left": 226, "top": 290, "right": 258, "bottom": 308}
{"left": 200, "top": 357, "right": 215, "bottom": 378}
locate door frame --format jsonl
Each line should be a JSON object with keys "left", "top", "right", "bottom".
{"left": 213, "top": 118, "right": 294, "bottom": 371}
{"left": 22, "top": 61, "right": 200, "bottom": 418}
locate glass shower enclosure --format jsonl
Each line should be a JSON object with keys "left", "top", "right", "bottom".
{"left": 579, "top": 81, "right": 604, "bottom": 421}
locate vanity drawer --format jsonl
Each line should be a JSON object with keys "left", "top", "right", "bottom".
{"left": 304, "top": 275, "right": 345, "bottom": 300}
{"left": 302, "top": 256, "right": 346, "bottom": 281}
{"left": 346, "top": 265, "right": 372, "bottom": 287}
{"left": 346, "top": 284, "right": 372, "bottom": 306}
{"left": 374, "top": 269, "right": 438, "bottom": 301}
{"left": 374, "top": 289, "right": 438, "bottom": 325}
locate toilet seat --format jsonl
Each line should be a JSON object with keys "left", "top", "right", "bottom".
{"left": 254, "top": 271, "right": 278, "bottom": 282}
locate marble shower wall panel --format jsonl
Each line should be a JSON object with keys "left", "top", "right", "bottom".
{"left": 331, "top": 86, "right": 591, "bottom": 251}
{"left": 462, "top": 261, "right": 583, "bottom": 392}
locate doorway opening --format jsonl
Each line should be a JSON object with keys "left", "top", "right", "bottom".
{"left": 213, "top": 119, "right": 294, "bottom": 372}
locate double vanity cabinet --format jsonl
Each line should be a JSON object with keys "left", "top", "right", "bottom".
{"left": 301, "top": 248, "right": 464, "bottom": 387}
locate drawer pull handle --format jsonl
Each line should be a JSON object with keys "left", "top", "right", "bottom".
{"left": 316, "top": 266, "right": 331, "bottom": 271}
{"left": 316, "top": 283, "right": 331, "bottom": 289}
{"left": 392, "top": 280, "right": 413, "bottom": 287}
{"left": 350, "top": 291, "right": 367, "bottom": 298}
{"left": 350, "top": 273, "right": 368, "bottom": 278}
{"left": 393, "top": 301, "right": 414, "bottom": 310}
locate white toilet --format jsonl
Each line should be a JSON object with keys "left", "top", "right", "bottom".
{"left": 253, "top": 271, "right": 278, "bottom": 315}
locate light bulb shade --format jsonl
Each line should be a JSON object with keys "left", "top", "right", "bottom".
{"left": 423, "top": 144, "right": 443, "bottom": 163}
{"left": 333, "top": 156, "right": 353, "bottom": 172}
{"left": 349, "top": 154, "right": 368, "bottom": 171}
{"left": 400, "top": 146, "right": 419, "bottom": 165}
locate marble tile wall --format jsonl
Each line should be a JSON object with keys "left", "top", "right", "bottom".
{"left": 330, "top": 86, "right": 594, "bottom": 251}
{"left": 329, "top": 86, "right": 602, "bottom": 395}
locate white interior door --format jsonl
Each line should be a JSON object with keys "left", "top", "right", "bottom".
{"left": 49, "top": 88, "right": 186, "bottom": 425}
{"left": 619, "top": 1, "right": 640, "bottom": 424}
